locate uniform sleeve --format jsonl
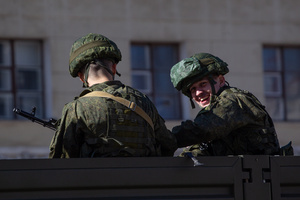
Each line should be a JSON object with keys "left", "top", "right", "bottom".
{"left": 138, "top": 93, "right": 177, "bottom": 156}
{"left": 173, "top": 92, "right": 267, "bottom": 147}
{"left": 153, "top": 113, "right": 178, "bottom": 156}
{"left": 49, "top": 103, "right": 82, "bottom": 158}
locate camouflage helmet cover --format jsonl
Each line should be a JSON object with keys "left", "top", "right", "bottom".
{"left": 69, "top": 33, "right": 122, "bottom": 77}
{"left": 170, "top": 53, "right": 229, "bottom": 97}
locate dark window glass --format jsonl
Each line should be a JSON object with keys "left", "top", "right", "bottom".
{"left": 0, "top": 40, "right": 44, "bottom": 119}
{"left": 131, "top": 43, "right": 181, "bottom": 120}
{"left": 263, "top": 46, "right": 300, "bottom": 121}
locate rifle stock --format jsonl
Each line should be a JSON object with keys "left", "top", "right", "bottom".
{"left": 13, "top": 107, "right": 57, "bottom": 131}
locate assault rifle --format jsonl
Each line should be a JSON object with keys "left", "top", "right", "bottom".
{"left": 13, "top": 107, "right": 57, "bottom": 131}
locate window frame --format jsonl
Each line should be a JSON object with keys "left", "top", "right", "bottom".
{"left": 263, "top": 44, "right": 300, "bottom": 122}
{"left": 0, "top": 39, "right": 45, "bottom": 120}
{"left": 131, "top": 42, "right": 182, "bottom": 120}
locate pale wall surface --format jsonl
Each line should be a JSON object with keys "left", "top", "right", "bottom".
{"left": 0, "top": 0, "right": 300, "bottom": 157}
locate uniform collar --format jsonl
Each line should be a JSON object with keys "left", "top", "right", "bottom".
{"left": 79, "top": 80, "right": 123, "bottom": 97}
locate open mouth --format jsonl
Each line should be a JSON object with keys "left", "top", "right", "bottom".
{"left": 200, "top": 96, "right": 209, "bottom": 102}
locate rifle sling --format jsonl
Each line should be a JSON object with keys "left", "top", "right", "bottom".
{"left": 82, "top": 91, "right": 154, "bottom": 130}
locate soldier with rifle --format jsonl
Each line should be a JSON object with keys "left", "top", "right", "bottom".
{"left": 44, "top": 33, "right": 177, "bottom": 158}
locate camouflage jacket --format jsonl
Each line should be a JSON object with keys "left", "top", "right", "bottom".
{"left": 173, "top": 86, "right": 280, "bottom": 156}
{"left": 49, "top": 81, "right": 177, "bottom": 158}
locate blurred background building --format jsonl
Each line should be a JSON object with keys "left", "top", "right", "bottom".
{"left": 0, "top": 0, "right": 300, "bottom": 158}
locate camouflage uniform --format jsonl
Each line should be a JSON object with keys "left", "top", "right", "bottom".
{"left": 171, "top": 53, "right": 280, "bottom": 156}
{"left": 49, "top": 33, "right": 177, "bottom": 158}
{"left": 49, "top": 81, "right": 176, "bottom": 158}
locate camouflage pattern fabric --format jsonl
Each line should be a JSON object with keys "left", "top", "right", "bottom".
{"left": 49, "top": 80, "right": 177, "bottom": 158}
{"left": 170, "top": 53, "right": 229, "bottom": 98}
{"left": 173, "top": 86, "right": 280, "bottom": 156}
{"left": 69, "top": 33, "right": 122, "bottom": 78}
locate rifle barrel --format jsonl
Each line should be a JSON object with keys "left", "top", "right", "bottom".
{"left": 13, "top": 108, "right": 57, "bottom": 131}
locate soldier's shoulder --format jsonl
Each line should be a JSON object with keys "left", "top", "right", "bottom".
{"left": 221, "top": 86, "right": 254, "bottom": 98}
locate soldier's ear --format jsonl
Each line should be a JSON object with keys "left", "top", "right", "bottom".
{"left": 111, "top": 63, "right": 117, "bottom": 75}
{"left": 219, "top": 75, "right": 225, "bottom": 87}
{"left": 78, "top": 72, "right": 85, "bottom": 83}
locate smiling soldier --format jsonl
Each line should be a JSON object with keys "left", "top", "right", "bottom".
{"left": 170, "top": 53, "right": 280, "bottom": 156}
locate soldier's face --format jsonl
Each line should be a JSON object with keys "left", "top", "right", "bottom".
{"left": 189, "top": 75, "right": 225, "bottom": 107}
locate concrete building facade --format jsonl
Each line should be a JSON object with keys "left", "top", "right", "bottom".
{"left": 0, "top": 0, "right": 300, "bottom": 158}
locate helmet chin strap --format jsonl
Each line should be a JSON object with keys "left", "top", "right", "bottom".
{"left": 208, "top": 74, "right": 217, "bottom": 95}
{"left": 189, "top": 98, "right": 196, "bottom": 109}
{"left": 83, "top": 63, "right": 90, "bottom": 88}
{"left": 209, "top": 80, "right": 216, "bottom": 95}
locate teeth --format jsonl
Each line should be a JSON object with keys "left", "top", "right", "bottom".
{"left": 200, "top": 97, "right": 208, "bottom": 101}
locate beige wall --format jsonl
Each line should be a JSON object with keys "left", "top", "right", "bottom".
{"left": 1, "top": 0, "right": 300, "bottom": 157}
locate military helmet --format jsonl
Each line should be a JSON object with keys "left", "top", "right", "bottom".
{"left": 69, "top": 33, "right": 122, "bottom": 77}
{"left": 170, "top": 53, "right": 229, "bottom": 97}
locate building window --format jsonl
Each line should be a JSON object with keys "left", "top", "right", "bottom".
{"left": 263, "top": 46, "right": 300, "bottom": 121}
{"left": 0, "top": 39, "right": 44, "bottom": 120}
{"left": 131, "top": 43, "right": 181, "bottom": 120}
